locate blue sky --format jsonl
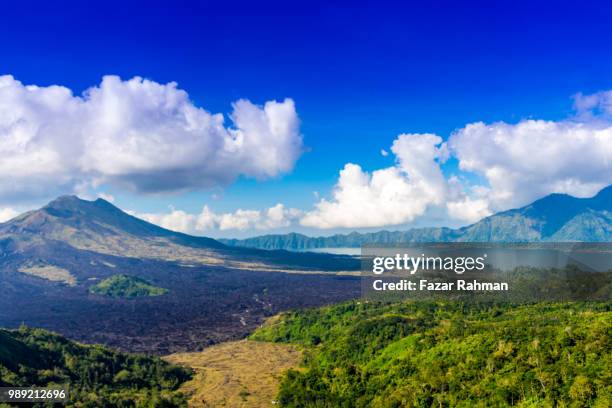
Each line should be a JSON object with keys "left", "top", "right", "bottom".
{"left": 1, "top": 0, "right": 612, "bottom": 237}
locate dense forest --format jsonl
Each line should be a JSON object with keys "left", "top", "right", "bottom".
{"left": 252, "top": 301, "right": 611, "bottom": 407}
{"left": 0, "top": 326, "right": 191, "bottom": 407}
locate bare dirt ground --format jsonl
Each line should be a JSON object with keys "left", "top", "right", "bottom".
{"left": 166, "top": 340, "right": 301, "bottom": 407}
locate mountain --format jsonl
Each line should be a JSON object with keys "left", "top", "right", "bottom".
{"left": 0, "top": 195, "right": 357, "bottom": 273}
{"left": 220, "top": 228, "right": 456, "bottom": 250}
{"left": 221, "top": 185, "right": 612, "bottom": 250}
{"left": 0, "top": 196, "right": 360, "bottom": 353}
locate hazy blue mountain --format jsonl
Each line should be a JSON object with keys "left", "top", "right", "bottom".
{"left": 550, "top": 210, "right": 612, "bottom": 241}
{"left": 221, "top": 185, "right": 612, "bottom": 250}
{"left": 221, "top": 228, "right": 457, "bottom": 250}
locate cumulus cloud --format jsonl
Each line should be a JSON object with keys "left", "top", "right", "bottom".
{"left": 449, "top": 119, "right": 612, "bottom": 210}
{"left": 446, "top": 197, "right": 491, "bottom": 223}
{"left": 0, "top": 75, "right": 302, "bottom": 201}
{"left": 133, "top": 207, "right": 196, "bottom": 234}
{"left": 135, "top": 203, "right": 302, "bottom": 233}
{"left": 300, "top": 89, "right": 612, "bottom": 229}
{"left": 301, "top": 134, "right": 449, "bottom": 228}
{"left": 0, "top": 207, "right": 19, "bottom": 223}
{"left": 445, "top": 176, "right": 493, "bottom": 223}
{"left": 3, "top": 74, "right": 611, "bottom": 232}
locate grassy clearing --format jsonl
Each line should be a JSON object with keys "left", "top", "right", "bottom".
{"left": 165, "top": 340, "right": 301, "bottom": 407}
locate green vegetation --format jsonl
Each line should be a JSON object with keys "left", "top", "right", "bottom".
{"left": 252, "top": 301, "right": 611, "bottom": 407}
{"left": 89, "top": 274, "right": 168, "bottom": 298}
{"left": 0, "top": 326, "right": 191, "bottom": 407}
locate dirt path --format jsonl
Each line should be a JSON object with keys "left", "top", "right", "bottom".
{"left": 165, "top": 340, "right": 301, "bottom": 407}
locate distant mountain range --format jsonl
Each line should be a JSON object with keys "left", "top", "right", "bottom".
{"left": 220, "top": 185, "right": 612, "bottom": 250}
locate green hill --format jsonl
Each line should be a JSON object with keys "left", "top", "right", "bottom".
{"left": 0, "top": 326, "right": 191, "bottom": 407}
{"left": 89, "top": 274, "right": 168, "bottom": 298}
{"left": 251, "top": 301, "right": 611, "bottom": 407}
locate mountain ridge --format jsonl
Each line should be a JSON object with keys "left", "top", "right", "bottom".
{"left": 3, "top": 194, "right": 225, "bottom": 248}
{"left": 221, "top": 185, "right": 612, "bottom": 250}
{"left": 0, "top": 195, "right": 360, "bottom": 286}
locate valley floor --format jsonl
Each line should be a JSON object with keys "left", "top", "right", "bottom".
{"left": 165, "top": 340, "right": 302, "bottom": 407}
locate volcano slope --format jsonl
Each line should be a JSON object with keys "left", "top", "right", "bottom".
{"left": 0, "top": 196, "right": 360, "bottom": 354}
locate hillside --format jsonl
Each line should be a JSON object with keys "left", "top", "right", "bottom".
{"left": 251, "top": 301, "right": 611, "bottom": 407}
{"left": 222, "top": 185, "right": 612, "bottom": 250}
{"left": 0, "top": 195, "right": 358, "bottom": 273}
{"left": 0, "top": 326, "right": 191, "bottom": 407}
{"left": 0, "top": 196, "right": 361, "bottom": 354}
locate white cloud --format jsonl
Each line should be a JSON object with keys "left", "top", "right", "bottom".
{"left": 449, "top": 119, "right": 612, "bottom": 210}
{"left": 3, "top": 75, "right": 611, "bottom": 232}
{"left": 0, "top": 207, "right": 19, "bottom": 223}
{"left": 573, "top": 90, "right": 612, "bottom": 116}
{"left": 445, "top": 176, "right": 493, "bottom": 223}
{"left": 217, "top": 209, "right": 261, "bottom": 231}
{"left": 446, "top": 197, "right": 492, "bottom": 223}
{"left": 135, "top": 203, "right": 302, "bottom": 233}
{"left": 300, "top": 90, "right": 612, "bottom": 229}
{"left": 195, "top": 206, "right": 218, "bottom": 231}
{"left": 132, "top": 207, "right": 195, "bottom": 234}
{"left": 0, "top": 75, "right": 302, "bottom": 201}
{"left": 300, "top": 134, "right": 448, "bottom": 228}
{"left": 264, "top": 203, "right": 302, "bottom": 229}
{"left": 131, "top": 87, "right": 612, "bottom": 231}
